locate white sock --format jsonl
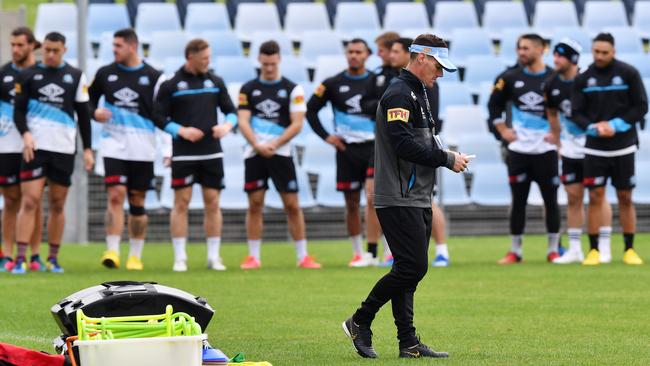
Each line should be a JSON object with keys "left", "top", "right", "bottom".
{"left": 350, "top": 234, "right": 363, "bottom": 255}
{"left": 381, "top": 235, "right": 391, "bottom": 257}
{"left": 435, "top": 243, "right": 449, "bottom": 258}
{"left": 172, "top": 237, "right": 187, "bottom": 262}
{"left": 128, "top": 239, "right": 144, "bottom": 259}
{"left": 106, "top": 235, "right": 121, "bottom": 253}
{"left": 511, "top": 235, "right": 523, "bottom": 256}
{"left": 248, "top": 239, "right": 261, "bottom": 260}
{"left": 567, "top": 228, "right": 582, "bottom": 253}
{"left": 547, "top": 233, "right": 560, "bottom": 254}
{"left": 598, "top": 226, "right": 612, "bottom": 254}
{"left": 295, "top": 239, "right": 308, "bottom": 261}
{"left": 207, "top": 237, "right": 221, "bottom": 262}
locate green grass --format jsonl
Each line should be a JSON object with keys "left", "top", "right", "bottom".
{"left": 2, "top": 235, "right": 650, "bottom": 365}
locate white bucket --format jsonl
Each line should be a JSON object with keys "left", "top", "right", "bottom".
{"left": 75, "top": 334, "right": 205, "bottom": 366}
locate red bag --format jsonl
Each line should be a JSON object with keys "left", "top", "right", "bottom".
{"left": 0, "top": 343, "right": 65, "bottom": 366}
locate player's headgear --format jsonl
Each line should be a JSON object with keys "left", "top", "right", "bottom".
{"left": 408, "top": 44, "right": 457, "bottom": 72}
{"left": 553, "top": 38, "right": 582, "bottom": 65}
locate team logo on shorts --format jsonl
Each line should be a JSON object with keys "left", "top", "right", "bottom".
{"left": 287, "top": 180, "right": 297, "bottom": 191}
{"left": 630, "top": 175, "right": 636, "bottom": 186}
{"left": 138, "top": 76, "right": 150, "bottom": 85}
{"left": 387, "top": 108, "right": 409, "bottom": 123}
{"left": 63, "top": 74, "right": 74, "bottom": 84}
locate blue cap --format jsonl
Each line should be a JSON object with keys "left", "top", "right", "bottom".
{"left": 408, "top": 44, "right": 458, "bottom": 72}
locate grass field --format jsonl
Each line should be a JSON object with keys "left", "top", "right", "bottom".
{"left": 1, "top": 235, "right": 649, "bottom": 365}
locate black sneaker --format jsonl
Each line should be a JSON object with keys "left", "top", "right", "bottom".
{"left": 341, "top": 317, "right": 378, "bottom": 358}
{"left": 399, "top": 342, "right": 449, "bottom": 358}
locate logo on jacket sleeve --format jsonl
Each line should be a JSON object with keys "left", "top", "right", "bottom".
{"left": 387, "top": 108, "right": 409, "bottom": 122}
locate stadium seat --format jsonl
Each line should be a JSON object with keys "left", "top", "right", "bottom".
{"left": 300, "top": 31, "right": 345, "bottom": 64}
{"left": 470, "top": 163, "right": 511, "bottom": 205}
{"left": 148, "top": 31, "right": 189, "bottom": 66}
{"left": 235, "top": 3, "right": 282, "bottom": 40}
{"left": 163, "top": 57, "right": 186, "bottom": 75}
{"left": 437, "top": 82, "right": 473, "bottom": 121}
{"left": 497, "top": 27, "right": 531, "bottom": 63}
{"left": 126, "top": 0, "right": 164, "bottom": 25}
{"left": 87, "top": 4, "right": 131, "bottom": 44}
{"left": 280, "top": 57, "right": 310, "bottom": 84}
{"left": 383, "top": 2, "right": 430, "bottom": 31}
{"left": 266, "top": 165, "right": 316, "bottom": 209}
{"left": 34, "top": 3, "right": 77, "bottom": 40}
{"left": 249, "top": 32, "right": 295, "bottom": 59}
{"left": 334, "top": 2, "right": 381, "bottom": 32}
{"left": 325, "top": 0, "right": 362, "bottom": 22}
{"left": 221, "top": 166, "right": 249, "bottom": 210}
{"left": 135, "top": 3, "right": 182, "bottom": 44}
{"left": 582, "top": 1, "right": 628, "bottom": 34}
{"left": 201, "top": 31, "right": 244, "bottom": 57}
{"left": 312, "top": 55, "right": 347, "bottom": 86}
{"left": 457, "top": 134, "right": 502, "bottom": 164}
{"left": 533, "top": 1, "right": 579, "bottom": 32}
{"left": 61, "top": 33, "right": 94, "bottom": 67}
{"left": 477, "top": 81, "right": 494, "bottom": 111}
{"left": 633, "top": 1, "right": 650, "bottom": 38}
{"left": 97, "top": 32, "right": 116, "bottom": 61}
{"left": 464, "top": 55, "right": 508, "bottom": 92}
{"left": 184, "top": 3, "right": 231, "bottom": 34}
{"left": 441, "top": 105, "right": 488, "bottom": 145}
{"left": 440, "top": 169, "right": 471, "bottom": 206}
{"left": 433, "top": 2, "right": 479, "bottom": 35}
{"left": 449, "top": 28, "right": 494, "bottom": 66}
{"left": 275, "top": 0, "right": 314, "bottom": 23}
{"left": 602, "top": 27, "right": 643, "bottom": 54}
{"left": 284, "top": 3, "right": 331, "bottom": 39}
{"left": 482, "top": 1, "right": 529, "bottom": 38}
{"left": 212, "top": 57, "right": 256, "bottom": 84}
{"left": 176, "top": 0, "right": 210, "bottom": 27}
{"left": 302, "top": 135, "right": 336, "bottom": 175}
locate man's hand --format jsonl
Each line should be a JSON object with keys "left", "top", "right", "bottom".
{"left": 544, "top": 132, "right": 561, "bottom": 147}
{"left": 499, "top": 127, "right": 517, "bottom": 143}
{"left": 255, "top": 142, "right": 276, "bottom": 158}
{"left": 163, "top": 157, "right": 172, "bottom": 168}
{"left": 83, "top": 148, "right": 94, "bottom": 171}
{"left": 596, "top": 121, "right": 615, "bottom": 137}
{"left": 212, "top": 123, "right": 233, "bottom": 139}
{"left": 326, "top": 135, "right": 346, "bottom": 151}
{"left": 451, "top": 152, "right": 471, "bottom": 173}
{"left": 94, "top": 108, "right": 112, "bottom": 123}
{"left": 178, "top": 127, "right": 204, "bottom": 142}
{"left": 22, "top": 132, "right": 36, "bottom": 163}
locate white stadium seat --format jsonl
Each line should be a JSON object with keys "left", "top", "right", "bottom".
{"left": 235, "top": 3, "right": 282, "bottom": 40}
{"left": 284, "top": 3, "right": 331, "bottom": 39}
{"left": 35, "top": 3, "right": 77, "bottom": 40}
{"left": 185, "top": 3, "right": 231, "bottom": 34}
{"left": 383, "top": 2, "right": 429, "bottom": 31}
{"left": 135, "top": 3, "right": 182, "bottom": 44}
{"left": 334, "top": 3, "right": 380, "bottom": 32}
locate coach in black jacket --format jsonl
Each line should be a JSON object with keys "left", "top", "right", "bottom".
{"left": 342, "top": 34, "right": 469, "bottom": 359}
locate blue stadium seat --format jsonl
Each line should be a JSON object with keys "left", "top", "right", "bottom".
{"left": 464, "top": 55, "right": 508, "bottom": 92}
{"left": 34, "top": 3, "right": 77, "bottom": 40}
{"left": 334, "top": 2, "right": 381, "bottom": 32}
{"left": 184, "top": 3, "right": 231, "bottom": 34}
{"left": 148, "top": 31, "right": 189, "bottom": 67}
{"left": 249, "top": 32, "right": 295, "bottom": 59}
{"left": 617, "top": 53, "right": 650, "bottom": 79}
{"left": 582, "top": 1, "right": 628, "bottom": 34}
{"left": 285, "top": 3, "right": 331, "bottom": 39}
{"left": 226, "top": 0, "right": 264, "bottom": 27}
{"left": 61, "top": 33, "right": 94, "bottom": 67}
{"left": 235, "top": 3, "right": 282, "bottom": 40}
{"left": 325, "top": 0, "right": 362, "bottom": 24}
{"left": 135, "top": 3, "right": 182, "bottom": 44}
{"left": 383, "top": 2, "right": 430, "bottom": 31}
{"left": 200, "top": 31, "right": 244, "bottom": 57}
{"left": 477, "top": 81, "right": 494, "bottom": 117}
{"left": 633, "top": 1, "right": 650, "bottom": 38}
{"left": 87, "top": 4, "right": 130, "bottom": 44}
{"left": 220, "top": 166, "right": 249, "bottom": 210}
{"left": 550, "top": 27, "right": 592, "bottom": 55}
{"left": 482, "top": 1, "right": 529, "bottom": 38}
{"left": 281, "top": 57, "right": 310, "bottom": 84}
{"left": 440, "top": 105, "right": 488, "bottom": 145}
{"left": 175, "top": 0, "right": 210, "bottom": 27}
{"left": 375, "top": 0, "right": 411, "bottom": 21}
{"left": 449, "top": 28, "right": 494, "bottom": 66}
{"left": 603, "top": 27, "right": 643, "bottom": 54}
{"left": 276, "top": 0, "right": 314, "bottom": 24}
{"left": 126, "top": 0, "right": 164, "bottom": 26}
{"left": 302, "top": 135, "right": 336, "bottom": 175}
{"left": 470, "top": 163, "right": 510, "bottom": 205}
{"left": 437, "top": 82, "right": 473, "bottom": 121}
{"left": 212, "top": 57, "right": 257, "bottom": 84}
{"left": 533, "top": 1, "right": 579, "bottom": 31}
{"left": 312, "top": 55, "right": 347, "bottom": 85}
{"left": 344, "top": 30, "right": 380, "bottom": 54}
{"left": 433, "top": 2, "right": 479, "bottom": 35}
{"left": 440, "top": 168, "right": 471, "bottom": 206}
{"left": 457, "top": 134, "right": 502, "bottom": 164}
{"left": 300, "top": 31, "right": 344, "bottom": 64}
{"left": 498, "top": 27, "right": 533, "bottom": 62}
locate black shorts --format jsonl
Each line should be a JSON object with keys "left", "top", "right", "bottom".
{"left": 171, "top": 158, "right": 224, "bottom": 190}
{"left": 560, "top": 157, "right": 584, "bottom": 185}
{"left": 20, "top": 150, "right": 75, "bottom": 187}
{"left": 0, "top": 153, "right": 22, "bottom": 187}
{"left": 104, "top": 157, "right": 154, "bottom": 191}
{"left": 583, "top": 153, "right": 635, "bottom": 190}
{"left": 244, "top": 155, "right": 298, "bottom": 193}
{"left": 506, "top": 150, "right": 560, "bottom": 189}
{"left": 336, "top": 141, "right": 374, "bottom": 192}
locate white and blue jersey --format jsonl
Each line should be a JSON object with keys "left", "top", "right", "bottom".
{"left": 0, "top": 63, "right": 23, "bottom": 153}
{"left": 488, "top": 66, "right": 556, "bottom": 155}
{"left": 238, "top": 76, "right": 306, "bottom": 159}
{"left": 89, "top": 62, "right": 164, "bottom": 162}
{"left": 544, "top": 72, "right": 585, "bottom": 159}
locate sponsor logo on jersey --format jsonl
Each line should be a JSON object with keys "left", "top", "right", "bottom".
{"left": 13, "top": 83, "right": 21, "bottom": 94}
{"left": 108, "top": 74, "right": 118, "bottom": 82}
{"left": 277, "top": 89, "right": 287, "bottom": 98}
{"left": 113, "top": 87, "right": 139, "bottom": 108}
{"left": 612, "top": 76, "right": 623, "bottom": 85}
{"left": 551, "top": 89, "right": 560, "bottom": 96}
{"left": 339, "top": 85, "right": 350, "bottom": 93}
{"left": 292, "top": 95, "right": 304, "bottom": 105}
{"left": 204, "top": 79, "right": 215, "bottom": 88}
{"left": 256, "top": 99, "right": 281, "bottom": 119}
{"left": 387, "top": 108, "right": 409, "bottom": 122}
{"left": 239, "top": 93, "right": 248, "bottom": 106}
{"left": 63, "top": 74, "right": 73, "bottom": 84}
{"left": 518, "top": 91, "right": 544, "bottom": 111}
{"left": 252, "top": 89, "right": 262, "bottom": 97}
{"left": 345, "top": 94, "right": 362, "bottom": 113}
{"left": 177, "top": 81, "right": 188, "bottom": 90}
{"left": 314, "top": 84, "right": 326, "bottom": 97}
{"left": 376, "top": 75, "right": 385, "bottom": 87}
{"left": 3, "top": 75, "right": 13, "bottom": 83}
{"left": 587, "top": 77, "right": 597, "bottom": 87}
{"left": 514, "top": 80, "right": 525, "bottom": 88}
{"left": 138, "top": 76, "right": 150, "bottom": 85}
{"left": 34, "top": 74, "right": 43, "bottom": 81}
{"left": 38, "top": 83, "right": 65, "bottom": 103}
{"left": 494, "top": 78, "right": 505, "bottom": 91}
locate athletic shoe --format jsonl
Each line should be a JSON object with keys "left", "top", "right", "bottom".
{"left": 173, "top": 260, "right": 188, "bottom": 272}
{"left": 207, "top": 257, "right": 227, "bottom": 271}
{"left": 546, "top": 251, "right": 560, "bottom": 262}
{"left": 498, "top": 251, "right": 522, "bottom": 264}
{"left": 101, "top": 250, "right": 120, "bottom": 269}
{"left": 582, "top": 249, "right": 600, "bottom": 266}
{"left": 298, "top": 255, "right": 322, "bottom": 269}
{"left": 552, "top": 250, "right": 584, "bottom": 264}
{"left": 599, "top": 251, "right": 612, "bottom": 264}
{"left": 399, "top": 342, "right": 449, "bottom": 358}
{"left": 341, "top": 317, "right": 377, "bottom": 358}
{"left": 558, "top": 243, "right": 566, "bottom": 256}
{"left": 378, "top": 255, "right": 394, "bottom": 267}
{"left": 46, "top": 258, "right": 64, "bottom": 273}
{"left": 432, "top": 254, "right": 449, "bottom": 267}
{"left": 349, "top": 252, "right": 375, "bottom": 267}
{"left": 240, "top": 256, "right": 261, "bottom": 270}
{"left": 11, "top": 259, "right": 26, "bottom": 275}
{"left": 622, "top": 249, "right": 644, "bottom": 265}
{"left": 126, "top": 256, "right": 144, "bottom": 271}
{"left": 29, "top": 257, "right": 46, "bottom": 272}
{"left": 0, "top": 257, "right": 13, "bottom": 272}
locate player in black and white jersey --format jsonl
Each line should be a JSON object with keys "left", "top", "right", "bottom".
{"left": 237, "top": 41, "right": 321, "bottom": 270}
{"left": 13, "top": 32, "right": 94, "bottom": 274}
{"left": 153, "top": 39, "right": 237, "bottom": 272}
{"left": 0, "top": 27, "right": 43, "bottom": 274}
{"left": 90, "top": 29, "right": 165, "bottom": 271}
